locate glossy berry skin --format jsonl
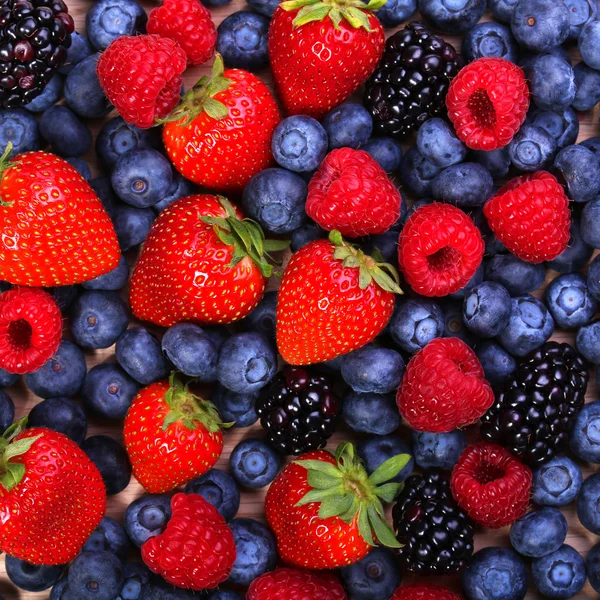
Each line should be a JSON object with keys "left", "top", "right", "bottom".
{"left": 572, "top": 62, "right": 600, "bottom": 111}
{"left": 531, "top": 545, "right": 586, "bottom": 599}
{"left": 462, "top": 21, "right": 518, "bottom": 63}
{"left": 185, "top": 468, "right": 240, "bottom": 522}
{"left": 485, "top": 255, "right": 545, "bottom": 296}
{"left": 548, "top": 218, "right": 593, "bottom": 274}
{"left": 82, "top": 435, "right": 132, "bottom": 496}
{"left": 322, "top": 103, "right": 373, "bottom": 150}
{"left": 388, "top": 297, "right": 444, "bottom": 354}
{"left": 511, "top": 0, "right": 569, "bottom": 52}
{"left": 342, "top": 391, "right": 401, "bottom": 436}
{"left": 248, "top": 567, "right": 347, "bottom": 600}
{"left": 577, "top": 472, "right": 600, "bottom": 534}
{"left": 65, "top": 54, "right": 112, "bottom": 120}
{"left": 431, "top": 162, "right": 493, "bottom": 208}
{"left": 141, "top": 493, "right": 235, "bottom": 591}
{"left": 217, "top": 11, "right": 269, "bottom": 72}
{"left": 554, "top": 144, "right": 600, "bottom": 203}
{"left": 82, "top": 516, "right": 129, "bottom": 560}
{"left": 418, "top": 0, "right": 485, "bottom": 34}
{"left": 510, "top": 507, "right": 567, "bottom": 558}
{"left": 416, "top": 118, "right": 467, "bottom": 169}
{"left": 341, "top": 345, "right": 404, "bottom": 394}
{"left": 116, "top": 327, "right": 172, "bottom": 386}
{"left": 532, "top": 455, "right": 582, "bottom": 507}
{"left": 476, "top": 341, "right": 517, "bottom": 389}
{"left": 545, "top": 273, "right": 598, "bottom": 329}
{"left": 5, "top": 555, "right": 63, "bottom": 592}
{"left": 362, "top": 137, "right": 403, "bottom": 173}
{"left": 162, "top": 323, "right": 218, "bottom": 382}
{"left": 124, "top": 493, "right": 173, "bottom": 548}
{"left": 97, "top": 35, "right": 187, "bottom": 129}
{"left": 391, "top": 584, "right": 462, "bottom": 600}
{"left": 447, "top": 58, "right": 529, "bottom": 151}
{"left": 526, "top": 107, "right": 579, "bottom": 149}
{"left": 86, "top": 0, "right": 147, "bottom": 51}
{"left": 412, "top": 430, "right": 466, "bottom": 471}
{"left": 28, "top": 397, "right": 87, "bottom": 445}
{"left": 463, "top": 282, "right": 511, "bottom": 338}
{"left": 67, "top": 550, "right": 124, "bottom": 600}
{"left": 271, "top": 115, "right": 328, "bottom": 173}
{"left": 508, "top": 124, "right": 557, "bottom": 172}
{"left": 0, "top": 152, "right": 120, "bottom": 286}
{"left": 527, "top": 54, "right": 575, "bottom": 113}
{"left": 340, "top": 547, "right": 401, "bottom": 600}
{"left": 229, "top": 438, "right": 281, "bottom": 488}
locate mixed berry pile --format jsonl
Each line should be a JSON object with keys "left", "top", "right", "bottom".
{"left": 0, "top": 0, "right": 599, "bottom": 598}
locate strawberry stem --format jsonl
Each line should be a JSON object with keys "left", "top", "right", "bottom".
{"left": 280, "top": 0, "right": 386, "bottom": 29}
{"left": 0, "top": 142, "right": 16, "bottom": 207}
{"left": 0, "top": 418, "right": 42, "bottom": 492}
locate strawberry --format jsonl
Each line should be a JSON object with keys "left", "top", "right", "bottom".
{"left": 268, "top": 0, "right": 386, "bottom": 119}
{"left": 0, "top": 420, "right": 106, "bottom": 565}
{"left": 123, "top": 374, "right": 227, "bottom": 493}
{"left": 276, "top": 230, "right": 402, "bottom": 365}
{"left": 162, "top": 55, "right": 280, "bottom": 193}
{"left": 130, "top": 194, "right": 288, "bottom": 327}
{"left": 265, "top": 441, "right": 410, "bottom": 569}
{"left": 0, "top": 145, "right": 120, "bottom": 287}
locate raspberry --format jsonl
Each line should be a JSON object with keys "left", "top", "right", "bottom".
{"left": 451, "top": 442, "right": 532, "bottom": 529}
{"left": 398, "top": 203, "right": 484, "bottom": 297}
{"left": 306, "top": 148, "right": 401, "bottom": 238}
{"left": 248, "top": 567, "right": 347, "bottom": 600}
{"left": 147, "top": 0, "right": 217, "bottom": 67}
{"left": 97, "top": 35, "right": 187, "bottom": 129}
{"left": 391, "top": 583, "right": 463, "bottom": 600}
{"left": 397, "top": 337, "right": 494, "bottom": 433}
{"left": 483, "top": 171, "right": 571, "bottom": 263}
{"left": 446, "top": 57, "right": 529, "bottom": 151}
{"left": 0, "top": 287, "right": 62, "bottom": 375}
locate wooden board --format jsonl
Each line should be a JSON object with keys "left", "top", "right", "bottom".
{"left": 0, "top": 3, "right": 599, "bottom": 599}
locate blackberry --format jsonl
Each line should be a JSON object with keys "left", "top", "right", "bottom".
{"left": 392, "top": 469, "right": 474, "bottom": 574}
{"left": 363, "top": 21, "right": 464, "bottom": 138}
{"left": 256, "top": 366, "right": 340, "bottom": 455}
{"left": 0, "top": 0, "right": 73, "bottom": 108}
{"left": 481, "top": 341, "right": 589, "bottom": 467}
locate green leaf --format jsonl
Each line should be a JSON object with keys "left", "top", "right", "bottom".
{"left": 308, "top": 469, "right": 344, "bottom": 490}
{"left": 358, "top": 268, "right": 372, "bottom": 290}
{"left": 229, "top": 244, "right": 248, "bottom": 269}
{"left": 281, "top": 0, "right": 320, "bottom": 10}
{"left": 204, "top": 98, "right": 229, "bottom": 121}
{"left": 263, "top": 239, "right": 291, "bottom": 252}
{"left": 329, "top": 7, "right": 342, "bottom": 28}
{"left": 356, "top": 506, "right": 375, "bottom": 546}
{"left": 367, "top": 505, "right": 401, "bottom": 548}
{"left": 206, "top": 76, "right": 232, "bottom": 98}
{"left": 295, "top": 487, "right": 338, "bottom": 507}
{"left": 371, "top": 268, "right": 403, "bottom": 294}
{"left": 0, "top": 462, "right": 24, "bottom": 491}
{"left": 162, "top": 411, "right": 180, "bottom": 431}
{"left": 342, "top": 6, "right": 372, "bottom": 29}
{"left": 246, "top": 223, "right": 265, "bottom": 257}
{"left": 3, "top": 418, "right": 28, "bottom": 441}
{"left": 369, "top": 454, "right": 412, "bottom": 486}
{"left": 376, "top": 482, "right": 403, "bottom": 503}
{"left": 329, "top": 230, "right": 344, "bottom": 246}
{"left": 318, "top": 494, "right": 354, "bottom": 520}
{"left": 293, "top": 3, "right": 331, "bottom": 26}
{"left": 339, "top": 496, "right": 360, "bottom": 522}
{"left": 365, "top": 0, "right": 387, "bottom": 9}
{"left": 229, "top": 219, "right": 253, "bottom": 253}
{"left": 211, "top": 54, "right": 226, "bottom": 79}
{"left": 295, "top": 459, "right": 343, "bottom": 479}
{"left": 341, "top": 255, "right": 360, "bottom": 269}
{"left": 4, "top": 435, "right": 42, "bottom": 461}
{"left": 212, "top": 227, "right": 236, "bottom": 248}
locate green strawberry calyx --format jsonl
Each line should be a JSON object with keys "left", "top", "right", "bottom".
{"left": 329, "top": 230, "right": 403, "bottom": 294}
{"left": 295, "top": 441, "right": 410, "bottom": 548}
{"left": 0, "top": 142, "right": 17, "bottom": 207}
{"left": 200, "top": 196, "right": 290, "bottom": 278}
{"left": 0, "top": 418, "right": 42, "bottom": 492}
{"left": 280, "top": 0, "right": 386, "bottom": 30}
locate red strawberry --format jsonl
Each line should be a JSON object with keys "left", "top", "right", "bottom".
{"left": 162, "top": 55, "right": 280, "bottom": 193}
{"left": 248, "top": 567, "right": 347, "bottom": 600}
{"left": 269, "top": 0, "right": 386, "bottom": 119}
{"left": 142, "top": 493, "right": 235, "bottom": 590}
{"left": 130, "top": 194, "right": 287, "bottom": 327}
{"left": 0, "top": 421, "right": 106, "bottom": 565}
{"left": 0, "top": 147, "right": 120, "bottom": 286}
{"left": 123, "top": 374, "right": 226, "bottom": 493}
{"left": 276, "top": 231, "right": 402, "bottom": 365}
{"left": 266, "top": 441, "right": 410, "bottom": 569}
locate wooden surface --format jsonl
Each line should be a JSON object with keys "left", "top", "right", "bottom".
{"left": 0, "top": 2, "right": 599, "bottom": 599}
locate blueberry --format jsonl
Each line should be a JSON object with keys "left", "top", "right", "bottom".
{"left": 39, "top": 105, "right": 92, "bottom": 158}
{"left": 67, "top": 551, "right": 124, "bottom": 600}
{"left": 246, "top": 0, "right": 278, "bottom": 17}
{"left": 217, "top": 11, "right": 269, "bottom": 72}
{"left": 547, "top": 218, "right": 593, "bottom": 273}
{"left": 527, "top": 54, "right": 576, "bottom": 112}
{"left": 579, "top": 18, "right": 600, "bottom": 71}
{"left": 412, "top": 430, "right": 467, "bottom": 470}
{"left": 47, "top": 285, "right": 79, "bottom": 313}
{"left": 82, "top": 435, "right": 132, "bottom": 495}
{"left": 90, "top": 175, "right": 119, "bottom": 219}
{"left": 217, "top": 332, "right": 277, "bottom": 394}
{"left": 142, "top": 577, "right": 197, "bottom": 599}
{"left": 153, "top": 174, "right": 196, "bottom": 214}
{"left": 580, "top": 135, "right": 600, "bottom": 158}
{"left": 227, "top": 518, "right": 277, "bottom": 585}
{"left": 207, "top": 592, "right": 243, "bottom": 600}
{"left": 0, "top": 108, "right": 39, "bottom": 156}
{"left": 566, "top": 0, "right": 597, "bottom": 38}
{"left": 576, "top": 320, "right": 600, "bottom": 363}
{"left": 361, "top": 229, "right": 401, "bottom": 267}
{"left": 581, "top": 196, "right": 600, "bottom": 248}
{"left": 588, "top": 254, "right": 600, "bottom": 301}
{"left": 418, "top": 0, "right": 486, "bottom": 33}
{"left": 125, "top": 494, "right": 172, "bottom": 547}
{"left": 554, "top": 145, "right": 600, "bottom": 202}
{"left": 476, "top": 340, "right": 517, "bottom": 388}
{"left": 24, "top": 74, "right": 64, "bottom": 113}
{"left": 463, "top": 282, "right": 512, "bottom": 338}
{"left": 113, "top": 205, "right": 155, "bottom": 252}
{"left": 28, "top": 397, "right": 87, "bottom": 444}
{"left": 185, "top": 469, "right": 240, "bottom": 521}
{"left": 472, "top": 147, "right": 511, "bottom": 180}
{"left": 115, "top": 563, "right": 151, "bottom": 600}
{"left": 510, "top": 508, "right": 568, "bottom": 558}
{"left": 508, "top": 124, "right": 557, "bottom": 172}
{"left": 342, "top": 391, "right": 401, "bottom": 435}
{"left": 82, "top": 517, "right": 129, "bottom": 561}
{"left": 441, "top": 300, "right": 476, "bottom": 346}
{"left": 462, "top": 21, "right": 519, "bottom": 63}
{"left": 533, "top": 455, "right": 582, "bottom": 507}
{"left": 229, "top": 438, "right": 281, "bottom": 488}
{"left": 399, "top": 146, "right": 443, "bottom": 198}
{"left": 64, "top": 55, "right": 112, "bottom": 119}
{"left": 66, "top": 158, "right": 92, "bottom": 181}
{"left": 449, "top": 262, "right": 485, "bottom": 300}
{"left": 361, "top": 137, "right": 403, "bottom": 172}
{"left": 50, "top": 577, "right": 69, "bottom": 599}
{"left": 545, "top": 273, "right": 598, "bottom": 329}
{"left": 461, "top": 547, "right": 528, "bottom": 600}
{"left": 5, "top": 556, "right": 63, "bottom": 592}
{"left": 24, "top": 340, "right": 87, "bottom": 398}
{"left": 0, "top": 368, "right": 17, "bottom": 388}
{"left": 490, "top": 0, "right": 519, "bottom": 22}
{"left": 572, "top": 61, "right": 600, "bottom": 111}
{"left": 202, "top": 0, "right": 232, "bottom": 6}
{"left": 82, "top": 363, "right": 141, "bottom": 421}
{"left": 243, "top": 291, "right": 277, "bottom": 339}
{"left": 485, "top": 254, "right": 546, "bottom": 295}
{"left": 204, "top": 327, "right": 230, "bottom": 352}
{"left": 587, "top": 542, "right": 600, "bottom": 593}
{"left": 569, "top": 400, "right": 600, "bottom": 462}
{"left": 59, "top": 32, "right": 94, "bottom": 75}
{"left": 322, "top": 103, "right": 373, "bottom": 150}
{"left": 83, "top": 255, "right": 129, "bottom": 292}
{"left": 96, "top": 117, "right": 159, "bottom": 169}
{"left": 271, "top": 116, "right": 328, "bottom": 172}
{"left": 416, "top": 118, "right": 467, "bottom": 169}
{"left": 115, "top": 327, "right": 171, "bottom": 386}
{"left": 211, "top": 383, "right": 258, "bottom": 428}
{"left": 511, "top": 0, "right": 570, "bottom": 52}
{"left": 86, "top": 0, "right": 147, "bottom": 51}
{"left": 388, "top": 297, "right": 444, "bottom": 354}
{"left": 0, "top": 390, "right": 13, "bottom": 432}
{"left": 531, "top": 545, "right": 586, "bottom": 599}
{"left": 340, "top": 547, "right": 402, "bottom": 600}
{"left": 357, "top": 434, "right": 413, "bottom": 482}
{"left": 341, "top": 345, "right": 405, "bottom": 394}
{"left": 526, "top": 107, "right": 579, "bottom": 149}
{"left": 290, "top": 222, "right": 327, "bottom": 252}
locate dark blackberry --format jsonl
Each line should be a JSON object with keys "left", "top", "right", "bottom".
{"left": 0, "top": 0, "right": 73, "bottom": 108}
{"left": 392, "top": 469, "right": 474, "bottom": 575}
{"left": 481, "top": 341, "right": 589, "bottom": 467}
{"left": 363, "top": 21, "right": 464, "bottom": 138}
{"left": 256, "top": 366, "right": 340, "bottom": 455}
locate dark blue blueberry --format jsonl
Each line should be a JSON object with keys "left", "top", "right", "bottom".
{"left": 0, "top": 108, "right": 39, "bottom": 156}
{"left": 533, "top": 455, "right": 582, "bottom": 507}
{"left": 485, "top": 254, "right": 546, "bottom": 295}
{"left": 5, "top": 556, "right": 63, "bottom": 592}
{"left": 202, "top": 0, "right": 232, "bottom": 6}
{"left": 472, "top": 147, "right": 511, "bottom": 180}
{"left": 545, "top": 273, "right": 598, "bottom": 328}
{"left": 388, "top": 297, "right": 444, "bottom": 354}
{"left": 580, "top": 135, "right": 600, "bottom": 158}
{"left": 570, "top": 400, "right": 600, "bottom": 462}
{"left": 565, "top": 0, "right": 597, "bottom": 39}
{"left": 449, "top": 262, "right": 486, "bottom": 300}
{"left": 588, "top": 254, "right": 600, "bottom": 301}
{"left": 418, "top": 0, "right": 486, "bottom": 33}
{"left": 227, "top": 518, "right": 277, "bottom": 585}
{"left": 25, "top": 74, "right": 64, "bottom": 113}
{"left": 66, "top": 158, "right": 92, "bottom": 181}
{"left": 59, "top": 32, "right": 94, "bottom": 75}
{"left": 82, "top": 517, "right": 129, "bottom": 561}
{"left": 50, "top": 577, "right": 69, "bottom": 599}
{"left": 47, "top": 285, "right": 79, "bottom": 314}
{"left": 204, "top": 326, "right": 231, "bottom": 353}
{"left": 67, "top": 551, "right": 124, "bottom": 600}
{"left": 510, "top": 508, "right": 568, "bottom": 558}
{"left": 532, "top": 545, "right": 586, "bottom": 598}
{"left": 90, "top": 175, "right": 119, "bottom": 219}
{"left": 399, "top": 146, "right": 443, "bottom": 198}
{"left": 39, "top": 105, "right": 92, "bottom": 158}
{"left": 246, "top": 0, "right": 278, "bottom": 17}
{"left": 217, "top": 11, "right": 269, "bottom": 72}
{"left": 587, "top": 542, "right": 600, "bottom": 593}
{"left": 416, "top": 118, "right": 467, "bottom": 169}
{"left": 526, "top": 107, "right": 579, "bottom": 149}
{"left": 115, "top": 563, "right": 151, "bottom": 600}
{"left": 361, "top": 229, "right": 401, "bottom": 267}
{"left": 28, "top": 397, "right": 87, "bottom": 444}
{"left": 572, "top": 61, "right": 600, "bottom": 111}
{"left": 207, "top": 592, "right": 243, "bottom": 600}
{"left": 579, "top": 19, "right": 600, "bottom": 70}
{"left": 162, "top": 323, "right": 217, "bottom": 382}
{"left": 113, "top": 205, "right": 155, "bottom": 252}
{"left": 576, "top": 319, "right": 600, "bottom": 363}
{"left": 548, "top": 218, "right": 593, "bottom": 273}
{"left": 341, "top": 344, "right": 405, "bottom": 394}
{"left": 96, "top": 117, "right": 159, "bottom": 169}
{"left": 244, "top": 291, "right": 277, "bottom": 339}
{"left": 490, "top": 0, "right": 519, "bottom": 22}
{"left": 153, "top": 174, "right": 196, "bottom": 214}
{"left": 82, "top": 435, "right": 132, "bottom": 495}
{"left": 24, "top": 340, "right": 87, "bottom": 399}
{"left": 271, "top": 116, "right": 328, "bottom": 172}
{"left": 374, "top": 0, "right": 416, "bottom": 26}
{"left": 476, "top": 340, "right": 517, "bottom": 388}
{"left": 581, "top": 196, "right": 600, "bottom": 248}
{"left": 125, "top": 494, "right": 172, "bottom": 547}
{"left": 357, "top": 434, "right": 413, "bottom": 483}
{"left": 211, "top": 383, "right": 258, "bottom": 428}
{"left": 508, "top": 124, "right": 557, "bottom": 172}
{"left": 115, "top": 327, "right": 171, "bottom": 386}
{"left": 142, "top": 576, "right": 197, "bottom": 599}
{"left": 322, "top": 103, "right": 373, "bottom": 150}
{"left": 230, "top": 438, "right": 281, "bottom": 488}
{"left": 554, "top": 145, "right": 600, "bottom": 202}
{"left": 64, "top": 55, "right": 112, "bottom": 119}
{"left": 83, "top": 255, "right": 129, "bottom": 291}
{"left": 290, "top": 222, "right": 327, "bottom": 252}
{"left": 86, "top": 0, "right": 147, "bottom": 51}
{"left": 0, "top": 390, "right": 13, "bottom": 432}
{"left": 463, "top": 282, "right": 511, "bottom": 338}
{"left": 511, "top": 0, "right": 570, "bottom": 52}
{"left": 82, "top": 363, "right": 141, "bottom": 421}
{"left": 432, "top": 162, "right": 493, "bottom": 208}
{"left": 342, "top": 391, "right": 401, "bottom": 435}
{"left": 0, "top": 368, "right": 17, "bottom": 388}
{"left": 462, "top": 21, "right": 518, "bottom": 62}
{"left": 441, "top": 301, "right": 476, "bottom": 346}
{"left": 185, "top": 468, "right": 240, "bottom": 521}
{"left": 340, "top": 547, "right": 402, "bottom": 600}
{"left": 361, "top": 137, "right": 403, "bottom": 172}
{"left": 412, "top": 430, "right": 466, "bottom": 470}
{"left": 527, "top": 54, "right": 576, "bottom": 112}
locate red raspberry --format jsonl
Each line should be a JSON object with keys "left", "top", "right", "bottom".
{"left": 97, "top": 35, "right": 187, "bottom": 129}
{"left": 0, "top": 287, "right": 62, "bottom": 375}
{"left": 397, "top": 337, "right": 494, "bottom": 433}
{"left": 147, "top": 0, "right": 217, "bottom": 67}
{"left": 141, "top": 493, "right": 235, "bottom": 590}
{"left": 446, "top": 57, "right": 529, "bottom": 151}
{"left": 451, "top": 442, "right": 532, "bottom": 529}
{"left": 391, "top": 583, "right": 463, "bottom": 600}
{"left": 248, "top": 567, "right": 347, "bottom": 600}
{"left": 483, "top": 171, "right": 571, "bottom": 263}
{"left": 306, "top": 148, "right": 402, "bottom": 238}
{"left": 398, "top": 203, "right": 484, "bottom": 297}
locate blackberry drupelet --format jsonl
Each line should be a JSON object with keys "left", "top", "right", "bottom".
{"left": 393, "top": 469, "right": 475, "bottom": 574}
{"left": 363, "top": 21, "right": 464, "bottom": 138}
{"left": 0, "top": 0, "right": 73, "bottom": 108}
{"left": 481, "top": 341, "right": 589, "bottom": 467}
{"left": 256, "top": 366, "right": 340, "bottom": 455}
